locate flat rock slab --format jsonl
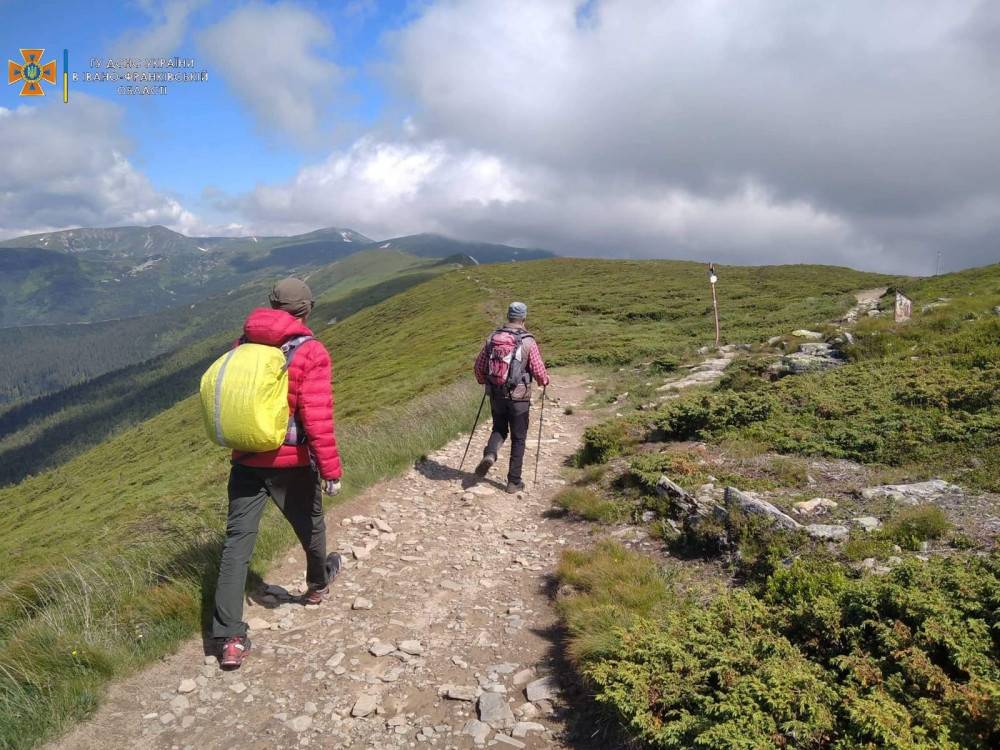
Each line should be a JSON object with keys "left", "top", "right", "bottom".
{"left": 794, "top": 498, "right": 838, "bottom": 514}
{"left": 852, "top": 516, "right": 881, "bottom": 531}
{"left": 351, "top": 693, "right": 379, "bottom": 718}
{"left": 805, "top": 523, "right": 850, "bottom": 541}
{"left": 861, "top": 480, "right": 963, "bottom": 505}
{"left": 286, "top": 715, "right": 312, "bottom": 733}
{"left": 525, "top": 675, "right": 559, "bottom": 702}
{"left": 725, "top": 487, "right": 801, "bottom": 530}
{"left": 462, "top": 719, "right": 491, "bottom": 744}
{"left": 478, "top": 692, "right": 515, "bottom": 729}
{"left": 442, "top": 685, "right": 479, "bottom": 701}
{"left": 369, "top": 641, "right": 396, "bottom": 657}
{"left": 792, "top": 329, "right": 824, "bottom": 339}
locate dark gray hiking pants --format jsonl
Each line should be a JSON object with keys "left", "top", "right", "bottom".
{"left": 484, "top": 396, "right": 531, "bottom": 484}
{"left": 211, "top": 463, "right": 328, "bottom": 639}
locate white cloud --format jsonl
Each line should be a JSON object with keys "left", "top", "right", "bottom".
{"left": 232, "top": 131, "right": 882, "bottom": 266}
{"left": 236, "top": 136, "right": 527, "bottom": 237}
{"left": 372, "top": 0, "right": 1000, "bottom": 271}
{"left": 112, "top": 0, "right": 206, "bottom": 57}
{"left": 0, "top": 98, "right": 198, "bottom": 239}
{"left": 198, "top": 3, "right": 342, "bottom": 140}
{"left": 218, "top": 0, "right": 1000, "bottom": 272}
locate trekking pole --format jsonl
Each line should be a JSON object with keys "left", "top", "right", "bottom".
{"left": 534, "top": 386, "right": 547, "bottom": 484}
{"left": 459, "top": 389, "right": 488, "bottom": 472}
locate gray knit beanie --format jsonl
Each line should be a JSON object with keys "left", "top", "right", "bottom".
{"left": 507, "top": 301, "right": 527, "bottom": 321}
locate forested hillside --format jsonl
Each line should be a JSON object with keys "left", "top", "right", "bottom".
{"left": 0, "top": 249, "right": 445, "bottom": 407}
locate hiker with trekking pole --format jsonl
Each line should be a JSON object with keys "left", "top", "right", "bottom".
{"left": 198, "top": 278, "right": 343, "bottom": 670}
{"left": 464, "top": 301, "right": 550, "bottom": 494}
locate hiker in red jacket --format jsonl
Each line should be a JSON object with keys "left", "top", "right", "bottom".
{"left": 473, "top": 301, "right": 550, "bottom": 493}
{"left": 213, "top": 278, "right": 343, "bottom": 670}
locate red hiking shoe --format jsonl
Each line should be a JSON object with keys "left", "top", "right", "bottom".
{"left": 302, "top": 552, "right": 342, "bottom": 605}
{"left": 219, "top": 635, "right": 251, "bottom": 670}
{"left": 303, "top": 585, "right": 329, "bottom": 605}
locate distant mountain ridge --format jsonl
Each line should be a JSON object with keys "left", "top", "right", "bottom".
{"left": 366, "top": 233, "right": 553, "bottom": 264}
{"left": 0, "top": 225, "right": 554, "bottom": 326}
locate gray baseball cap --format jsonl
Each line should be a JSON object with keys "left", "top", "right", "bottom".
{"left": 269, "top": 277, "right": 314, "bottom": 318}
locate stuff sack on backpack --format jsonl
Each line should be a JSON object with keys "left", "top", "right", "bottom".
{"left": 486, "top": 328, "right": 531, "bottom": 394}
{"left": 199, "top": 336, "right": 312, "bottom": 452}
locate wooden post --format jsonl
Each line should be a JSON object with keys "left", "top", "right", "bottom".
{"left": 709, "top": 264, "right": 720, "bottom": 348}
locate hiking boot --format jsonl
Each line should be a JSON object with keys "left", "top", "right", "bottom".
{"left": 325, "top": 552, "right": 343, "bottom": 582}
{"left": 506, "top": 480, "right": 526, "bottom": 494}
{"left": 303, "top": 585, "right": 329, "bottom": 605}
{"left": 219, "top": 635, "right": 251, "bottom": 670}
{"left": 474, "top": 454, "right": 496, "bottom": 478}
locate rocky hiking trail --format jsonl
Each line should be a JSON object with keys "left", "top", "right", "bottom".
{"left": 48, "top": 287, "right": 933, "bottom": 750}
{"left": 49, "top": 375, "right": 614, "bottom": 750}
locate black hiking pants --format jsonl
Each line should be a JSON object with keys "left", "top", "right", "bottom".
{"left": 484, "top": 395, "right": 531, "bottom": 484}
{"left": 211, "top": 463, "right": 328, "bottom": 639}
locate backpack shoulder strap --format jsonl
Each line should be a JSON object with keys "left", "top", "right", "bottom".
{"left": 280, "top": 335, "right": 314, "bottom": 371}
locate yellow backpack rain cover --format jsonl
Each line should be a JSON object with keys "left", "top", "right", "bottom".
{"left": 200, "top": 343, "right": 291, "bottom": 452}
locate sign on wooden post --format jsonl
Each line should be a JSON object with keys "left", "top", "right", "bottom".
{"left": 895, "top": 292, "right": 913, "bottom": 322}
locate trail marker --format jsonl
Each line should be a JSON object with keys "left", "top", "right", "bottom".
{"left": 708, "top": 263, "right": 720, "bottom": 349}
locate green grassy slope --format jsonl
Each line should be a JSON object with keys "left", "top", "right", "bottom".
{"left": 562, "top": 263, "right": 1000, "bottom": 749}
{"left": 608, "top": 263, "right": 1000, "bottom": 490}
{"left": 0, "top": 258, "right": 888, "bottom": 748}
{"left": 0, "top": 250, "right": 455, "bottom": 486}
{"left": 0, "top": 249, "right": 440, "bottom": 407}
{"left": 364, "top": 233, "right": 553, "bottom": 263}
{"left": 473, "top": 259, "right": 887, "bottom": 365}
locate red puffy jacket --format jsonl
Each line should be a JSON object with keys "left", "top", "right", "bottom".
{"left": 232, "top": 308, "right": 342, "bottom": 480}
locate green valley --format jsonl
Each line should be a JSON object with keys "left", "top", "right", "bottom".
{"left": 0, "top": 249, "right": 459, "bottom": 486}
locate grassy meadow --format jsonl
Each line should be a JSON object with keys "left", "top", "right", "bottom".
{"left": 0, "top": 257, "right": 889, "bottom": 748}
{"left": 558, "top": 262, "right": 1000, "bottom": 749}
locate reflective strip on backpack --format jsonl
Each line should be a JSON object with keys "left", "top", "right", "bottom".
{"left": 213, "top": 348, "right": 239, "bottom": 445}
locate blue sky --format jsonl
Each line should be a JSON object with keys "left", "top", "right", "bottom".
{"left": 1, "top": 1, "right": 998, "bottom": 273}
{"left": 1, "top": 0, "right": 407, "bottom": 208}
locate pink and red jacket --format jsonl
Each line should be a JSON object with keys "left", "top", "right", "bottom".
{"left": 233, "top": 308, "right": 342, "bottom": 480}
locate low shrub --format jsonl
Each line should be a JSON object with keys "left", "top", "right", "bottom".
{"left": 842, "top": 532, "right": 896, "bottom": 561}
{"left": 651, "top": 391, "right": 777, "bottom": 442}
{"left": 554, "top": 487, "right": 627, "bottom": 523}
{"left": 649, "top": 356, "right": 680, "bottom": 373}
{"left": 561, "top": 547, "right": 1000, "bottom": 749}
{"left": 579, "top": 418, "right": 638, "bottom": 465}
{"left": 882, "top": 504, "right": 951, "bottom": 550}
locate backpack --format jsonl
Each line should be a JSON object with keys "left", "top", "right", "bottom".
{"left": 485, "top": 328, "right": 534, "bottom": 395}
{"left": 199, "top": 335, "right": 313, "bottom": 452}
